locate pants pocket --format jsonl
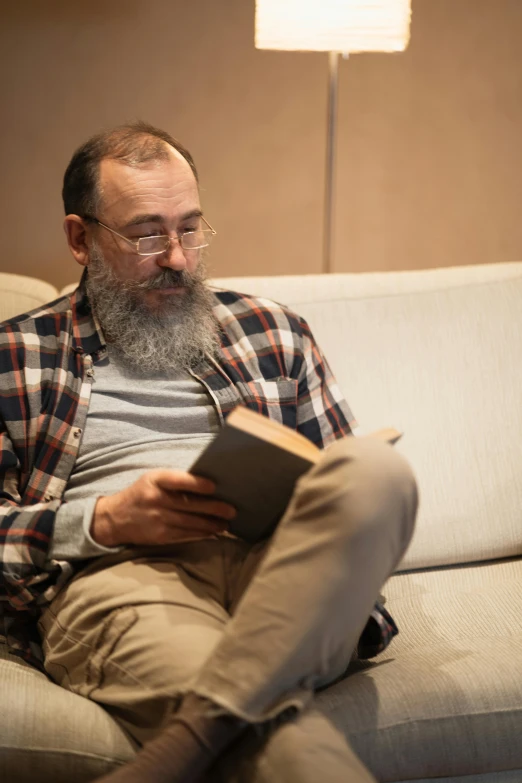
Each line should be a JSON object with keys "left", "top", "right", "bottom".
{"left": 83, "top": 606, "right": 139, "bottom": 698}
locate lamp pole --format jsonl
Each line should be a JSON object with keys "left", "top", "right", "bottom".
{"left": 323, "top": 51, "right": 343, "bottom": 274}
{"left": 255, "top": 1, "right": 412, "bottom": 272}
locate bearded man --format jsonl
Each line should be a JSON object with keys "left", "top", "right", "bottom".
{"left": 0, "top": 122, "right": 417, "bottom": 783}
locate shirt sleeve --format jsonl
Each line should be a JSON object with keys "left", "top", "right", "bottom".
{"left": 49, "top": 497, "right": 122, "bottom": 561}
{"left": 294, "top": 315, "right": 357, "bottom": 449}
{"left": 356, "top": 601, "right": 399, "bottom": 659}
{"left": 1, "top": 409, "right": 123, "bottom": 612}
{"left": 0, "top": 420, "right": 62, "bottom": 609}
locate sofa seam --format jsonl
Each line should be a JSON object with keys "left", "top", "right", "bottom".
{"left": 349, "top": 704, "right": 522, "bottom": 737}
{"left": 0, "top": 745, "right": 131, "bottom": 764}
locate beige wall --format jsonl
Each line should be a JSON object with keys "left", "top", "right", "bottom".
{"left": 0, "top": 0, "right": 521, "bottom": 289}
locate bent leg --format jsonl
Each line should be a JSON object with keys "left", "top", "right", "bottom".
{"left": 94, "top": 438, "right": 417, "bottom": 783}
{"left": 192, "top": 436, "right": 418, "bottom": 721}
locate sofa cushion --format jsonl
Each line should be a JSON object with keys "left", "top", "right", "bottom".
{"left": 2, "top": 553, "right": 520, "bottom": 783}
{"left": 393, "top": 773, "right": 522, "bottom": 783}
{"left": 214, "top": 264, "right": 522, "bottom": 570}
{"left": 317, "top": 557, "right": 522, "bottom": 781}
{"left": 0, "top": 273, "right": 59, "bottom": 322}
{"left": 0, "top": 641, "right": 135, "bottom": 782}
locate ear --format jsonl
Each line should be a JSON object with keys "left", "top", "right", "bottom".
{"left": 63, "top": 215, "right": 92, "bottom": 268}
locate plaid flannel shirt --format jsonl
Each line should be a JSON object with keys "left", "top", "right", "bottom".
{"left": 0, "top": 280, "right": 398, "bottom": 668}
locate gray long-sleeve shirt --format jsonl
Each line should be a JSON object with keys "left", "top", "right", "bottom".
{"left": 50, "top": 348, "right": 221, "bottom": 560}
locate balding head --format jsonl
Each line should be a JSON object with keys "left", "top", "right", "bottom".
{"left": 62, "top": 121, "right": 198, "bottom": 219}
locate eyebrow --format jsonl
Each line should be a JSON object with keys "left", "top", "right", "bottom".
{"left": 124, "top": 209, "right": 203, "bottom": 228}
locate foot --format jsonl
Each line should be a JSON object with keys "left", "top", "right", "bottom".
{"left": 97, "top": 693, "right": 247, "bottom": 783}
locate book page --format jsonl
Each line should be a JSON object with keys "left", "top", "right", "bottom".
{"left": 228, "top": 406, "right": 321, "bottom": 462}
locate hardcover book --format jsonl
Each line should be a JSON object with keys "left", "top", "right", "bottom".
{"left": 190, "top": 406, "right": 401, "bottom": 543}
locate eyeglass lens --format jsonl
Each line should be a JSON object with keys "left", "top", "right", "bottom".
{"left": 137, "top": 229, "right": 213, "bottom": 255}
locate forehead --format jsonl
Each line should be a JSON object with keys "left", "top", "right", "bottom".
{"left": 98, "top": 147, "right": 200, "bottom": 221}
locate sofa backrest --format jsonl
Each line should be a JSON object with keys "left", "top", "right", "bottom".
{"left": 213, "top": 263, "right": 522, "bottom": 572}
{"left": 0, "top": 273, "right": 59, "bottom": 322}
{"left": 2, "top": 264, "right": 522, "bottom": 572}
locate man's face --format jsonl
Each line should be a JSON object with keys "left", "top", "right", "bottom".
{"left": 91, "top": 147, "right": 203, "bottom": 309}
{"left": 77, "top": 147, "right": 219, "bottom": 372}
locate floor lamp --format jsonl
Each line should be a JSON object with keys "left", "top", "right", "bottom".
{"left": 255, "top": 0, "right": 412, "bottom": 273}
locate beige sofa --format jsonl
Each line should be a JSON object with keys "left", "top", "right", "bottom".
{"left": 1, "top": 263, "right": 521, "bottom": 782}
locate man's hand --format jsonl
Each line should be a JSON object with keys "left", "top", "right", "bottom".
{"left": 91, "top": 470, "right": 236, "bottom": 548}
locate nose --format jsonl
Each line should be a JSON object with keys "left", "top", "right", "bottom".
{"left": 156, "top": 235, "right": 187, "bottom": 271}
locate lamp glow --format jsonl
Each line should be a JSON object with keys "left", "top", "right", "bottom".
{"left": 255, "top": 0, "right": 411, "bottom": 54}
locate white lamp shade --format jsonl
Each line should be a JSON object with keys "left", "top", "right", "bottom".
{"left": 255, "top": 0, "right": 411, "bottom": 53}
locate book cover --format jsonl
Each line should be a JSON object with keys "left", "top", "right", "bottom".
{"left": 190, "top": 406, "right": 401, "bottom": 543}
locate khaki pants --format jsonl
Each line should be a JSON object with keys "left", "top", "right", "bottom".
{"left": 39, "top": 437, "right": 417, "bottom": 782}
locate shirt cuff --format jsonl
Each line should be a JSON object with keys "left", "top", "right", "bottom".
{"left": 49, "top": 496, "right": 122, "bottom": 561}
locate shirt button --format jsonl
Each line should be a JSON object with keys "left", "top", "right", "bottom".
{"left": 44, "top": 494, "right": 54, "bottom": 502}
{"left": 73, "top": 428, "right": 82, "bottom": 438}
{"left": 86, "top": 369, "right": 94, "bottom": 378}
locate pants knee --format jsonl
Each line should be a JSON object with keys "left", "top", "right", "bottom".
{"left": 297, "top": 435, "right": 418, "bottom": 553}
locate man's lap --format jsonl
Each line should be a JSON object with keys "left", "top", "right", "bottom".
{"left": 38, "top": 537, "right": 266, "bottom": 742}
{"left": 37, "top": 439, "right": 416, "bottom": 744}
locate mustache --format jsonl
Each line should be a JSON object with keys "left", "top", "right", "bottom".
{"left": 131, "top": 268, "right": 193, "bottom": 291}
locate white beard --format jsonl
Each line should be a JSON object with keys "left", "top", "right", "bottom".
{"left": 85, "top": 245, "right": 220, "bottom": 373}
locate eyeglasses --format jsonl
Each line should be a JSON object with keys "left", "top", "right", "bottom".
{"left": 84, "top": 215, "right": 216, "bottom": 255}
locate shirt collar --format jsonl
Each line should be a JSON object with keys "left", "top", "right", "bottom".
{"left": 70, "top": 268, "right": 106, "bottom": 359}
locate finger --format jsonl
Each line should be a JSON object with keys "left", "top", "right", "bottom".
{"left": 164, "top": 512, "right": 230, "bottom": 534}
{"left": 151, "top": 470, "right": 216, "bottom": 495}
{"left": 172, "top": 493, "right": 236, "bottom": 520}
